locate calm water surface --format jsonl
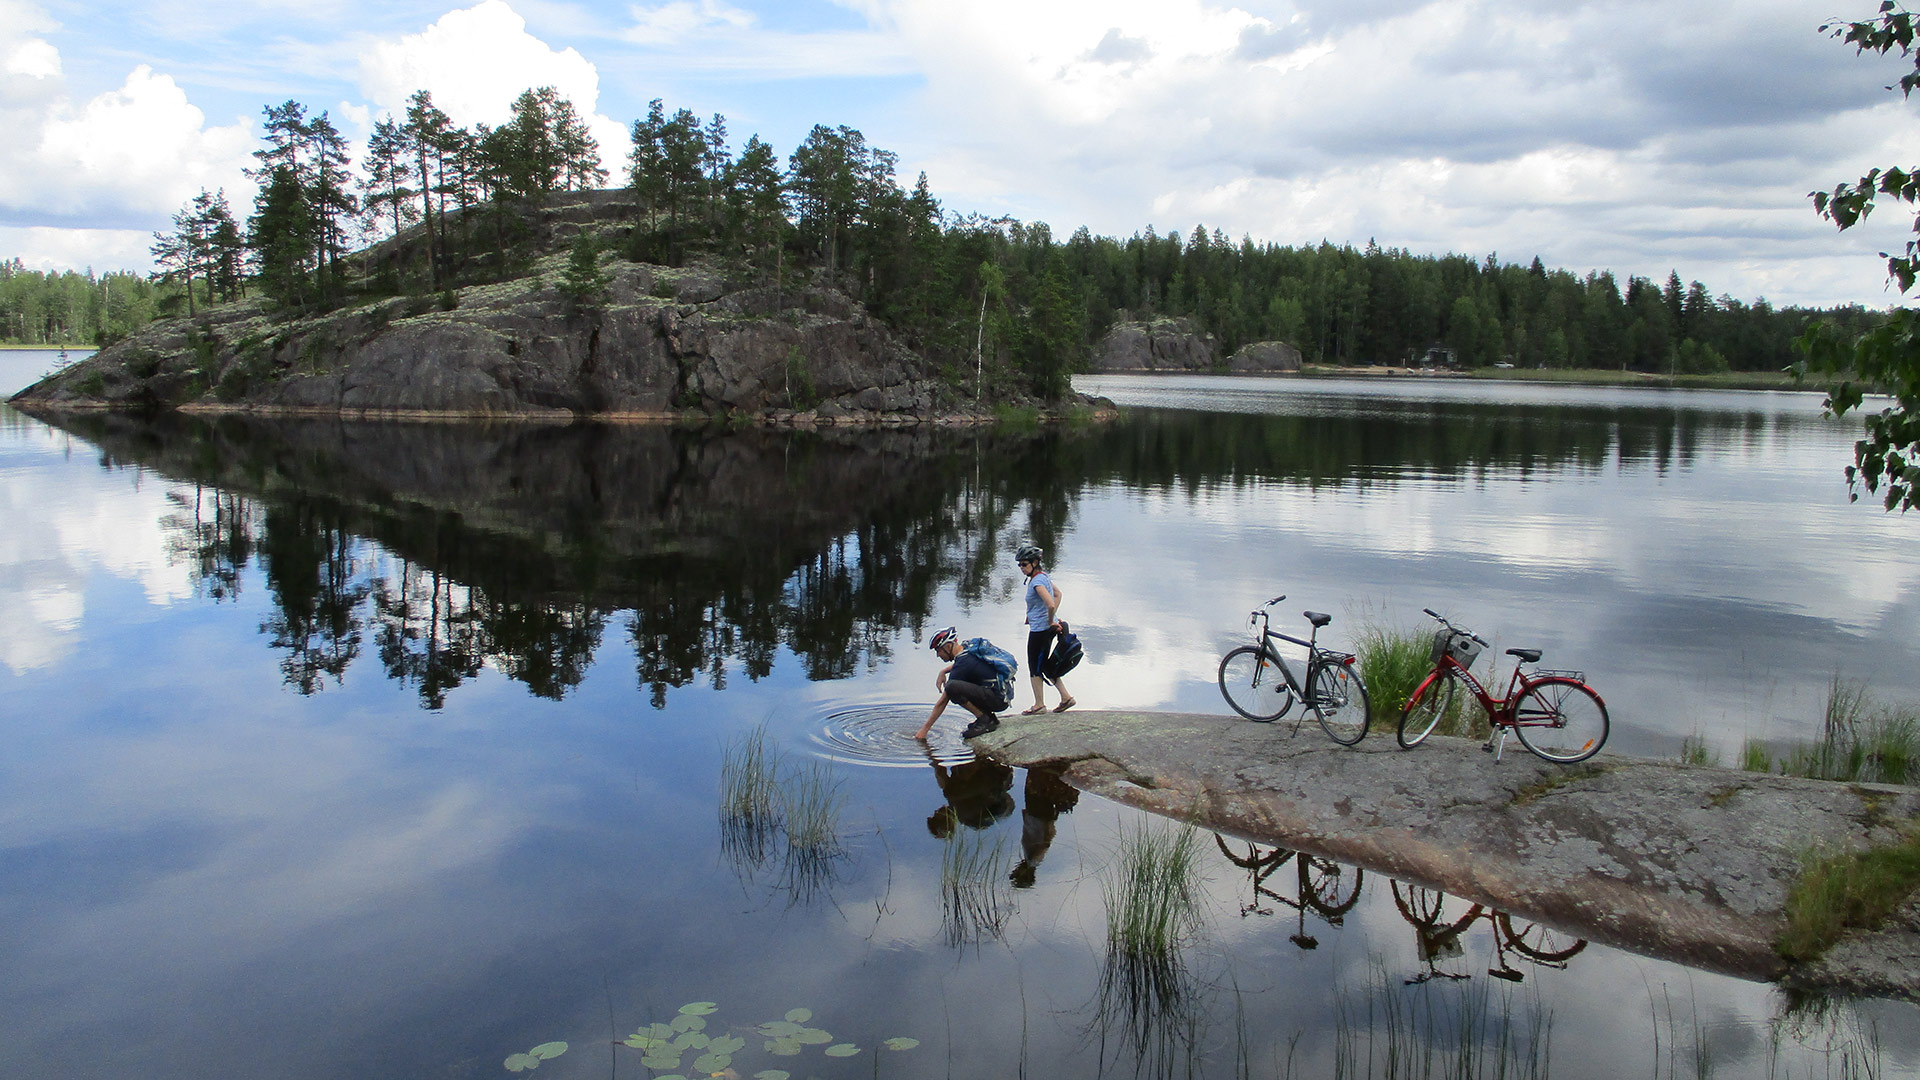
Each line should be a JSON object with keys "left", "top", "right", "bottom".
{"left": 1, "top": 375, "right": 1915, "bottom": 1080}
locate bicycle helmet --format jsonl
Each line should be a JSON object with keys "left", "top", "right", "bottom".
{"left": 1015, "top": 544, "right": 1043, "bottom": 566}
{"left": 929, "top": 626, "right": 957, "bottom": 651}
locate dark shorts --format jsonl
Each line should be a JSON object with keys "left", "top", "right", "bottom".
{"left": 1027, "top": 628, "right": 1057, "bottom": 675}
{"left": 947, "top": 679, "right": 1006, "bottom": 715}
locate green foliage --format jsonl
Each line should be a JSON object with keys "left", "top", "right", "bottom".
{"left": 556, "top": 230, "right": 610, "bottom": 306}
{"left": 1354, "top": 623, "right": 1432, "bottom": 718}
{"left": 1795, "top": 2, "right": 1920, "bottom": 511}
{"left": 1778, "top": 825, "right": 1920, "bottom": 962}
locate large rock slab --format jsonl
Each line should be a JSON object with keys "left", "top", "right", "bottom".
{"left": 972, "top": 709, "right": 1920, "bottom": 999}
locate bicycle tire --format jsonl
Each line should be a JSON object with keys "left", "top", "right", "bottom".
{"left": 1495, "top": 913, "right": 1589, "bottom": 964}
{"left": 1309, "top": 659, "right": 1370, "bottom": 745}
{"left": 1301, "top": 857, "right": 1364, "bottom": 918}
{"left": 1510, "top": 678, "right": 1609, "bottom": 763}
{"left": 1398, "top": 671, "right": 1456, "bottom": 749}
{"left": 1218, "top": 645, "right": 1294, "bottom": 721}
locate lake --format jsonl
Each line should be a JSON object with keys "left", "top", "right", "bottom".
{"left": 1, "top": 374, "right": 1915, "bottom": 1080}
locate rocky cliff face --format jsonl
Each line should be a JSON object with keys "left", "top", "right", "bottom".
{"left": 10, "top": 258, "right": 992, "bottom": 423}
{"left": 1087, "top": 318, "right": 1301, "bottom": 374}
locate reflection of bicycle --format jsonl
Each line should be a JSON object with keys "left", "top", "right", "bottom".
{"left": 1390, "top": 881, "right": 1587, "bottom": 984}
{"left": 1397, "top": 609, "right": 1609, "bottom": 763}
{"left": 1218, "top": 595, "right": 1372, "bottom": 745}
{"left": 1216, "top": 837, "right": 1363, "bottom": 949}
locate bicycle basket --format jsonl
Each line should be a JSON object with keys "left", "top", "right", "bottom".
{"left": 1445, "top": 631, "right": 1484, "bottom": 669}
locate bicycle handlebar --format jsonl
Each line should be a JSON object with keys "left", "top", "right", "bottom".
{"left": 1423, "top": 608, "right": 1488, "bottom": 646}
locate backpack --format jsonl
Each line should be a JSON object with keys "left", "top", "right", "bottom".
{"left": 961, "top": 637, "right": 1018, "bottom": 709}
{"left": 1043, "top": 622, "right": 1084, "bottom": 683}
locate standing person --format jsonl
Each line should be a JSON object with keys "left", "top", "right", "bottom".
{"left": 913, "top": 626, "right": 1017, "bottom": 740}
{"left": 1016, "top": 545, "right": 1076, "bottom": 714}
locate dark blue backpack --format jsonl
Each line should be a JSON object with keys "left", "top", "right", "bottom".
{"left": 1043, "top": 622, "right": 1084, "bottom": 683}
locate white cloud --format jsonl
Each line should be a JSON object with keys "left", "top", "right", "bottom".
{"left": 358, "top": 0, "right": 627, "bottom": 172}
{"left": 624, "top": 0, "right": 758, "bottom": 46}
{"left": 360, "top": 0, "right": 600, "bottom": 127}
{"left": 0, "top": 4, "right": 255, "bottom": 233}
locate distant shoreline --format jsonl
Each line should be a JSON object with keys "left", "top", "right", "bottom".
{"left": 1082, "top": 365, "right": 1816, "bottom": 393}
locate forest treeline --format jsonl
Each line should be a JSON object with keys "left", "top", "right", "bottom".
{"left": 4, "top": 85, "right": 1881, "bottom": 393}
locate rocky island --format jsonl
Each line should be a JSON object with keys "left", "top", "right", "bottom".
{"left": 10, "top": 191, "right": 1114, "bottom": 426}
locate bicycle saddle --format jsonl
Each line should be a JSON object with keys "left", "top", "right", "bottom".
{"left": 1304, "top": 611, "right": 1331, "bottom": 628}
{"left": 1506, "top": 648, "right": 1542, "bottom": 663}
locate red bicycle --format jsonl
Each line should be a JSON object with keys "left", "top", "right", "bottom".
{"left": 1396, "top": 609, "right": 1609, "bottom": 763}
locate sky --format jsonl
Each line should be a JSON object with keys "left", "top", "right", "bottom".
{"left": 4, "top": 0, "right": 1920, "bottom": 309}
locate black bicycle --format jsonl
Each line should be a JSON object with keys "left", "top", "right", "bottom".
{"left": 1217, "top": 595, "right": 1372, "bottom": 745}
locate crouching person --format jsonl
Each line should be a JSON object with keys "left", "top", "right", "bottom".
{"left": 914, "top": 626, "right": 1018, "bottom": 741}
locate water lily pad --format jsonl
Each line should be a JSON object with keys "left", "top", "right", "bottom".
{"left": 672, "top": 1031, "right": 710, "bottom": 1051}
{"left": 884, "top": 1038, "right": 920, "bottom": 1051}
{"left": 708, "top": 1035, "right": 746, "bottom": 1055}
{"left": 783, "top": 1008, "right": 811, "bottom": 1023}
{"left": 755, "top": 1071, "right": 792, "bottom": 1080}
{"left": 504, "top": 1053, "right": 540, "bottom": 1072}
{"left": 530, "top": 1042, "right": 568, "bottom": 1060}
{"left": 757, "top": 1020, "right": 801, "bottom": 1038}
{"left": 790, "top": 1027, "right": 832, "bottom": 1045}
{"left": 641, "top": 1055, "right": 682, "bottom": 1071}
{"left": 671, "top": 1013, "right": 709, "bottom": 1033}
{"left": 765, "top": 1039, "right": 802, "bottom": 1056}
{"left": 679, "top": 1001, "right": 719, "bottom": 1015}
{"left": 693, "top": 1052, "right": 732, "bottom": 1072}
{"left": 824, "top": 1043, "right": 861, "bottom": 1057}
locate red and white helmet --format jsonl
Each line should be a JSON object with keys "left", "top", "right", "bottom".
{"left": 929, "top": 626, "right": 957, "bottom": 651}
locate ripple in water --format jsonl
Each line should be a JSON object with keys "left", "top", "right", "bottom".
{"left": 808, "top": 703, "right": 976, "bottom": 768}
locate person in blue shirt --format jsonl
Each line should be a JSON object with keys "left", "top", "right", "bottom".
{"left": 913, "top": 626, "right": 1014, "bottom": 740}
{"left": 1016, "top": 545, "right": 1075, "bottom": 714}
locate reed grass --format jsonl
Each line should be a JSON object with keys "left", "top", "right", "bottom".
{"left": 776, "top": 759, "right": 846, "bottom": 904}
{"left": 1741, "top": 677, "right": 1920, "bottom": 786}
{"left": 719, "top": 724, "right": 783, "bottom": 870}
{"left": 939, "top": 826, "right": 1011, "bottom": 946}
{"left": 1103, "top": 818, "right": 1207, "bottom": 963}
{"left": 1355, "top": 624, "right": 1434, "bottom": 720}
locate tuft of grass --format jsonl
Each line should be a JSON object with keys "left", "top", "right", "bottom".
{"left": 1740, "top": 738, "right": 1773, "bottom": 774}
{"left": 1679, "top": 732, "right": 1719, "bottom": 768}
{"left": 1777, "top": 825, "right": 1920, "bottom": 962}
{"left": 719, "top": 724, "right": 782, "bottom": 868}
{"left": 1330, "top": 962, "right": 1553, "bottom": 1080}
{"left": 1355, "top": 623, "right": 1433, "bottom": 720}
{"left": 1103, "top": 818, "right": 1207, "bottom": 966}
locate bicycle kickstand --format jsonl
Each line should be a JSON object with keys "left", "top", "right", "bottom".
{"left": 1483, "top": 728, "right": 1510, "bottom": 763}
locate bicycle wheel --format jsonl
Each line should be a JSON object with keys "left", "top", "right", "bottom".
{"left": 1510, "top": 678, "right": 1610, "bottom": 763}
{"left": 1300, "top": 857, "right": 1364, "bottom": 918}
{"left": 1218, "top": 646, "right": 1294, "bottom": 721}
{"left": 1309, "top": 659, "right": 1370, "bottom": 745}
{"left": 1496, "top": 913, "right": 1589, "bottom": 964}
{"left": 1398, "top": 671, "right": 1456, "bottom": 749}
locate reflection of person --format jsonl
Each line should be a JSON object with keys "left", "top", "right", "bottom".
{"left": 1010, "top": 766, "right": 1080, "bottom": 887}
{"left": 924, "top": 751, "right": 1017, "bottom": 837}
{"left": 913, "top": 626, "right": 1012, "bottom": 740}
{"left": 1016, "top": 545, "right": 1075, "bottom": 714}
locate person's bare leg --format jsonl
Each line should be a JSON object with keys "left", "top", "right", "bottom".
{"left": 1024, "top": 675, "right": 1050, "bottom": 714}
{"left": 1052, "top": 676, "right": 1075, "bottom": 712}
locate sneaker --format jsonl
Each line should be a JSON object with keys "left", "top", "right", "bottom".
{"left": 961, "top": 715, "right": 1001, "bottom": 739}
